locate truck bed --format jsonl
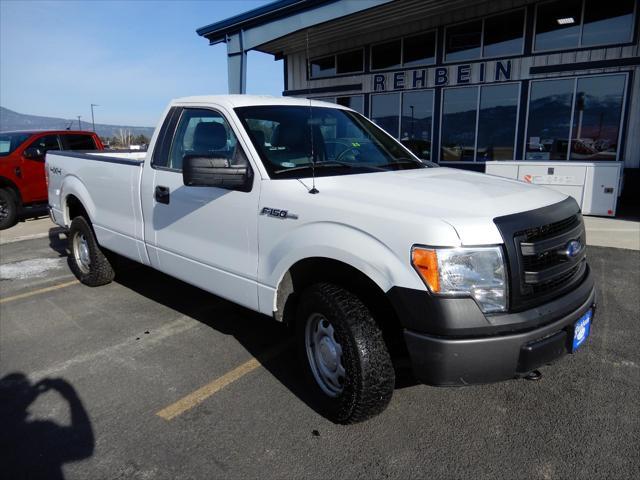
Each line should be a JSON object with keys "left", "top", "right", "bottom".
{"left": 46, "top": 150, "right": 149, "bottom": 264}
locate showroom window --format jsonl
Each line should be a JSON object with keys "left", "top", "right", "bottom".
{"left": 483, "top": 10, "right": 526, "bottom": 57}
{"left": 371, "top": 31, "right": 436, "bottom": 71}
{"left": 570, "top": 76, "right": 626, "bottom": 160}
{"left": 445, "top": 20, "right": 482, "bottom": 62}
{"left": 440, "top": 83, "right": 520, "bottom": 162}
{"left": 440, "top": 87, "right": 478, "bottom": 161}
{"left": 403, "top": 32, "right": 437, "bottom": 67}
{"left": 440, "top": 83, "right": 519, "bottom": 162}
{"left": 310, "top": 56, "right": 335, "bottom": 78}
{"left": 525, "top": 74, "right": 626, "bottom": 161}
{"left": 371, "top": 93, "right": 401, "bottom": 138}
{"left": 371, "top": 40, "right": 402, "bottom": 70}
{"left": 309, "top": 49, "right": 364, "bottom": 78}
{"left": 314, "top": 97, "right": 363, "bottom": 115}
{"left": 336, "top": 95, "right": 364, "bottom": 114}
{"left": 400, "top": 90, "right": 434, "bottom": 160}
{"left": 445, "top": 9, "right": 525, "bottom": 62}
{"left": 336, "top": 50, "right": 364, "bottom": 74}
{"left": 370, "top": 90, "right": 435, "bottom": 160}
{"left": 476, "top": 84, "right": 519, "bottom": 161}
{"left": 534, "top": 0, "right": 635, "bottom": 52}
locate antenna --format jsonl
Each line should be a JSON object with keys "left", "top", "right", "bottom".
{"left": 305, "top": 29, "right": 319, "bottom": 194}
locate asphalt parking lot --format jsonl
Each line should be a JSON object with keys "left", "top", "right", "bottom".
{"left": 1, "top": 228, "right": 639, "bottom": 479}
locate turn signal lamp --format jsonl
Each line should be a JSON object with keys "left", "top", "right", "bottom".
{"left": 411, "top": 248, "right": 440, "bottom": 293}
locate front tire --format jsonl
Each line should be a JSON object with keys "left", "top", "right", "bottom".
{"left": 0, "top": 189, "right": 18, "bottom": 230}
{"left": 296, "top": 283, "right": 395, "bottom": 424}
{"left": 68, "top": 216, "right": 115, "bottom": 286}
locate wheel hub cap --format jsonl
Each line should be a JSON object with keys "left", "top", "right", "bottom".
{"left": 73, "top": 233, "right": 91, "bottom": 273}
{"left": 305, "top": 314, "right": 345, "bottom": 397}
{"left": 319, "top": 337, "right": 338, "bottom": 370}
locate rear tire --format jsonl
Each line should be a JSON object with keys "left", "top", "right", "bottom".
{"left": 296, "top": 282, "right": 395, "bottom": 424}
{"left": 68, "top": 216, "right": 115, "bottom": 286}
{"left": 0, "top": 189, "right": 18, "bottom": 230}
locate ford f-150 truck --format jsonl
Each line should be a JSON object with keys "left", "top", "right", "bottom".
{"left": 0, "top": 130, "right": 103, "bottom": 229}
{"left": 47, "top": 96, "right": 595, "bottom": 423}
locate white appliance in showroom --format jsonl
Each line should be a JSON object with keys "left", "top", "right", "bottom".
{"left": 485, "top": 161, "right": 623, "bottom": 216}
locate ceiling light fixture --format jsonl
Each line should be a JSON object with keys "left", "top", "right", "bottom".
{"left": 556, "top": 17, "right": 576, "bottom": 25}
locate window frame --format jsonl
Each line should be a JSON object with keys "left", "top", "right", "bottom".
{"left": 26, "top": 134, "right": 62, "bottom": 158}
{"left": 336, "top": 94, "right": 365, "bottom": 114}
{"left": 152, "top": 106, "right": 254, "bottom": 182}
{"left": 438, "top": 81, "right": 522, "bottom": 164}
{"left": 60, "top": 133, "right": 97, "bottom": 150}
{"left": 369, "top": 29, "right": 438, "bottom": 72}
{"left": 443, "top": 8, "right": 526, "bottom": 64}
{"left": 522, "top": 72, "right": 629, "bottom": 162}
{"left": 532, "top": 0, "right": 637, "bottom": 53}
{"left": 308, "top": 48, "right": 365, "bottom": 79}
{"left": 151, "top": 107, "right": 181, "bottom": 171}
{"left": 369, "top": 88, "right": 435, "bottom": 161}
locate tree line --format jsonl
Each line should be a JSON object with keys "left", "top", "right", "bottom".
{"left": 100, "top": 132, "right": 150, "bottom": 149}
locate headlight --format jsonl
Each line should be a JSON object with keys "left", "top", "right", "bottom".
{"left": 411, "top": 246, "right": 507, "bottom": 313}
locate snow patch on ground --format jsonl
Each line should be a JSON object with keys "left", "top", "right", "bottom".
{"left": 0, "top": 258, "right": 66, "bottom": 280}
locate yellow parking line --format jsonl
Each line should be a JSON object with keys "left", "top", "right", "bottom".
{"left": 0, "top": 280, "right": 79, "bottom": 305}
{"left": 156, "top": 341, "right": 291, "bottom": 421}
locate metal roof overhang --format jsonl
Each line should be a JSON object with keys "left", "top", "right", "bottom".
{"left": 197, "top": 0, "right": 493, "bottom": 56}
{"left": 197, "top": 0, "right": 337, "bottom": 45}
{"left": 198, "top": 0, "right": 497, "bottom": 94}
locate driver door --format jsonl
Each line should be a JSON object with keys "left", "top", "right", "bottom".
{"left": 141, "top": 107, "right": 260, "bottom": 310}
{"left": 21, "top": 134, "right": 60, "bottom": 202}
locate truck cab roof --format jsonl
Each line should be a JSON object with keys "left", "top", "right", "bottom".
{"left": 0, "top": 129, "right": 99, "bottom": 136}
{"left": 171, "top": 94, "right": 349, "bottom": 110}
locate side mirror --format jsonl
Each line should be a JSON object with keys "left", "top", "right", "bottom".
{"left": 23, "top": 146, "right": 45, "bottom": 160}
{"left": 182, "top": 155, "right": 251, "bottom": 191}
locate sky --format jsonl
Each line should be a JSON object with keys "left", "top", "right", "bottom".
{"left": 0, "top": 0, "right": 282, "bottom": 127}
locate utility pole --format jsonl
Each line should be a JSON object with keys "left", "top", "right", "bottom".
{"left": 77, "top": 116, "right": 82, "bottom": 130}
{"left": 409, "top": 105, "right": 415, "bottom": 138}
{"left": 91, "top": 104, "right": 99, "bottom": 133}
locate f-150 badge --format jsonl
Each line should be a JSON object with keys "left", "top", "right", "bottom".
{"left": 260, "top": 207, "right": 298, "bottom": 219}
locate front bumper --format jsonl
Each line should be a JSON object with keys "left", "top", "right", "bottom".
{"left": 389, "top": 267, "right": 596, "bottom": 386}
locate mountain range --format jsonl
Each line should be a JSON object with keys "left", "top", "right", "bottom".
{"left": 0, "top": 106, "right": 155, "bottom": 139}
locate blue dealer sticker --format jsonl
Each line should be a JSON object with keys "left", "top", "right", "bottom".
{"left": 572, "top": 309, "right": 592, "bottom": 352}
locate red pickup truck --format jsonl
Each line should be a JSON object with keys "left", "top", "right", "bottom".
{"left": 0, "top": 130, "right": 104, "bottom": 229}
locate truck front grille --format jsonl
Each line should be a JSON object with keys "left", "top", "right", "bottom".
{"left": 520, "top": 214, "right": 580, "bottom": 242}
{"left": 494, "top": 198, "right": 588, "bottom": 312}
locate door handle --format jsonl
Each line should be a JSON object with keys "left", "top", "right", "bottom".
{"left": 155, "top": 185, "right": 170, "bottom": 204}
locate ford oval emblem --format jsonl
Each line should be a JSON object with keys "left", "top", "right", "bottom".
{"left": 565, "top": 240, "right": 582, "bottom": 258}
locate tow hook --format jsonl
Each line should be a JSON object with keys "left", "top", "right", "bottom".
{"left": 524, "top": 370, "right": 542, "bottom": 381}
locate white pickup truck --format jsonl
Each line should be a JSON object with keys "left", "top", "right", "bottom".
{"left": 47, "top": 95, "right": 595, "bottom": 423}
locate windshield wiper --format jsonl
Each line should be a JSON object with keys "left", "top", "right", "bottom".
{"left": 274, "top": 160, "right": 385, "bottom": 174}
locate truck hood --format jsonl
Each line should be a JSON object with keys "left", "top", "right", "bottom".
{"left": 311, "top": 167, "right": 569, "bottom": 245}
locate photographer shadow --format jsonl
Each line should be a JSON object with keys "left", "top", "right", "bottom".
{"left": 0, "top": 373, "right": 94, "bottom": 480}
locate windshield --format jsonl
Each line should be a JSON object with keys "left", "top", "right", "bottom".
{"left": 234, "top": 106, "right": 434, "bottom": 179}
{"left": 0, "top": 132, "right": 31, "bottom": 157}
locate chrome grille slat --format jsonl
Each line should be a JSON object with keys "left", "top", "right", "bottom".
{"left": 519, "top": 215, "right": 580, "bottom": 243}
{"left": 523, "top": 255, "right": 586, "bottom": 284}
{"left": 519, "top": 223, "right": 584, "bottom": 256}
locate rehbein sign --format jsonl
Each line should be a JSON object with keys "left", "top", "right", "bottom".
{"left": 372, "top": 60, "right": 512, "bottom": 92}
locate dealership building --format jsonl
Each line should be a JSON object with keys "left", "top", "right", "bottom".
{"left": 197, "top": 0, "right": 640, "bottom": 204}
